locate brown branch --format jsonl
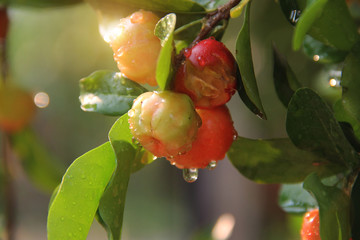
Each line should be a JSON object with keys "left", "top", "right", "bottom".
{"left": 0, "top": 7, "right": 15, "bottom": 240}
{"left": 174, "top": 0, "right": 241, "bottom": 68}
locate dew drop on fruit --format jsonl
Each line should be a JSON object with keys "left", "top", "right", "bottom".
{"left": 131, "top": 137, "right": 140, "bottom": 145}
{"left": 206, "top": 160, "right": 217, "bottom": 170}
{"left": 183, "top": 168, "right": 198, "bottom": 183}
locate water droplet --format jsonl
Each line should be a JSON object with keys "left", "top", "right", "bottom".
{"left": 78, "top": 227, "right": 82, "bottom": 231}
{"left": 132, "top": 137, "right": 140, "bottom": 145}
{"left": 183, "top": 168, "right": 198, "bottom": 183}
{"left": 61, "top": 217, "right": 65, "bottom": 221}
{"left": 170, "top": 161, "right": 176, "bottom": 166}
{"left": 206, "top": 161, "right": 217, "bottom": 170}
{"left": 72, "top": 202, "right": 76, "bottom": 205}
{"left": 128, "top": 109, "right": 135, "bottom": 118}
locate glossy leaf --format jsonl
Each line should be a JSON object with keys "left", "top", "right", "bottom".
{"left": 10, "top": 128, "right": 64, "bottom": 193}
{"left": 341, "top": 44, "right": 360, "bottom": 124}
{"left": 155, "top": 14, "right": 176, "bottom": 90}
{"left": 286, "top": 88, "right": 359, "bottom": 169}
{"left": 174, "top": 18, "right": 202, "bottom": 52}
{"left": 108, "top": 114, "right": 154, "bottom": 172}
{"left": 79, "top": 70, "right": 147, "bottom": 116}
{"left": 351, "top": 173, "right": 360, "bottom": 239}
{"left": 85, "top": 0, "right": 205, "bottom": 13}
{"left": 333, "top": 100, "right": 360, "bottom": 142}
{"left": 292, "top": 0, "right": 328, "bottom": 50}
{"left": 293, "top": 0, "right": 359, "bottom": 51}
{"left": 236, "top": 2, "right": 266, "bottom": 119}
{"left": 3, "top": 0, "right": 82, "bottom": 7}
{"left": 228, "top": 137, "right": 342, "bottom": 183}
{"left": 303, "top": 35, "right": 348, "bottom": 64}
{"left": 47, "top": 142, "right": 116, "bottom": 240}
{"left": 97, "top": 141, "right": 135, "bottom": 240}
{"left": 303, "top": 173, "right": 351, "bottom": 240}
{"left": 278, "top": 183, "right": 317, "bottom": 214}
{"left": 272, "top": 45, "right": 302, "bottom": 108}
{"left": 193, "top": 0, "right": 228, "bottom": 10}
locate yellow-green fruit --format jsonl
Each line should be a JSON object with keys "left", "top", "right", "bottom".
{"left": 128, "top": 91, "right": 201, "bottom": 158}
{"left": 109, "top": 10, "right": 161, "bottom": 86}
{"left": 0, "top": 85, "right": 36, "bottom": 133}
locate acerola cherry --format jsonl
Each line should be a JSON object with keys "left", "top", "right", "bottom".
{"left": 301, "top": 209, "right": 320, "bottom": 240}
{"left": 0, "top": 85, "right": 36, "bottom": 133}
{"left": 108, "top": 10, "right": 161, "bottom": 86}
{"left": 128, "top": 91, "right": 201, "bottom": 158}
{"left": 170, "top": 105, "right": 237, "bottom": 169}
{"left": 174, "top": 38, "right": 237, "bottom": 109}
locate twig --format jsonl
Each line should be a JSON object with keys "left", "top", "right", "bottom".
{"left": 174, "top": 0, "right": 241, "bottom": 68}
{"left": 0, "top": 7, "right": 15, "bottom": 240}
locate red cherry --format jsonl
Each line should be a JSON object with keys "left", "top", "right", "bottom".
{"left": 174, "top": 38, "right": 237, "bottom": 109}
{"left": 170, "top": 105, "right": 237, "bottom": 169}
{"left": 301, "top": 209, "right": 321, "bottom": 240}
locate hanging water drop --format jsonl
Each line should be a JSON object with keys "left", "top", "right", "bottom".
{"left": 183, "top": 168, "right": 198, "bottom": 183}
{"left": 206, "top": 160, "right": 217, "bottom": 170}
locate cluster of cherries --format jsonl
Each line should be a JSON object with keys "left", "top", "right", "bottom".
{"left": 108, "top": 10, "right": 237, "bottom": 181}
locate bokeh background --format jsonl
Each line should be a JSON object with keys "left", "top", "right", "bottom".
{"left": 5, "top": 0, "right": 334, "bottom": 239}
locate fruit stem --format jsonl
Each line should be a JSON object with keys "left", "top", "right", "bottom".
{"left": 0, "top": 6, "right": 9, "bottom": 84}
{"left": 191, "top": 0, "right": 241, "bottom": 47}
{"left": 0, "top": 7, "right": 16, "bottom": 240}
{"left": 1, "top": 133, "right": 16, "bottom": 240}
{"left": 174, "top": 0, "right": 241, "bottom": 68}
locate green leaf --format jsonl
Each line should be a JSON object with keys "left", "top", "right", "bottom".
{"left": 272, "top": 45, "right": 302, "bottom": 108}
{"left": 47, "top": 142, "right": 116, "bottom": 240}
{"left": 85, "top": 0, "right": 206, "bottom": 13}
{"left": 303, "top": 173, "right": 351, "bottom": 240}
{"left": 97, "top": 141, "right": 135, "bottom": 240}
{"left": 4, "top": 0, "right": 82, "bottom": 7}
{"left": 108, "top": 114, "right": 154, "bottom": 172}
{"left": 351, "top": 173, "right": 360, "bottom": 239}
{"left": 228, "top": 137, "right": 342, "bottom": 183}
{"left": 155, "top": 14, "right": 176, "bottom": 90}
{"left": 235, "top": 2, "right": 267, "bottom": 119}
{"left": 341, "top": 44, "right": 360, "bottom": 123}
{"left": 292, "top": 0, "right": 328, "bottom": 50}
{"left": 333, "top": 99, "right": 360, "bottom": 143}
{"left": 293, "top": 0, "right": 359, "bottom": 51}
{"left": 286, "top": 88, "right": 359, "bottom": 169}
{"left": 193, "top": 0, "right": 228, "bottom": 10}
{"left": 174, "top": 18, "right": 203, "bottom": 52}
{"left": 278, "top": 183, "right": 317, "bottom": 214}
{"left": 79, "top": 70, "right": 148, "bottom": 116}
{"left": 302, "top": 35, "right": 348, "bottom": 64}
{"left": 10, "top": 128, "right": 64, "bottom": 193}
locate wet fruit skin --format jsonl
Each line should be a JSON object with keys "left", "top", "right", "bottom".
{"left": 0, "top": 85, "right": 36, "bottom": 133}
{"left": 108, "top": 10, "right": 161, "bottom": 86}
{"left": 301, "top": 209, "right": 321, "bottom": 240}
{"left": 170, "top": 105, "right": 237, "bottom": 169}
{"left": 174, "top": 38, "right": 237, "bottom": 109}
{"left": 128, "top": 91, "right": 201, "bottom": 158}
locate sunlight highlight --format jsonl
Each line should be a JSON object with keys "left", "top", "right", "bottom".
{"left": 212, "top": 213, "right": 236, "bottom": 240}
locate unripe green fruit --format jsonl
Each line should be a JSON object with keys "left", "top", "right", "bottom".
{"left": 128, "top": 91, "right": 201, "bottom": 158}
{"left": 109, "top": 10, "right": 161, "bottom": 86}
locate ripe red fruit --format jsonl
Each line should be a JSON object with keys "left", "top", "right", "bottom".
{"left": 301, "top": 209, "right": 320, "bottom": 240}
{"left": 174, "top": 38, "right": 237, "bottom": 109}
{"left": 128, "top": 91, "right": 201, "bottom": 158}
{"left": 0, "top": 85, "right": 36, "bottom": 133}
{"left": 170, "top": 105, "right": 237, "bottom": 169}
{"left": 108, "top": 10, "right": 161, "bottom": 86}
